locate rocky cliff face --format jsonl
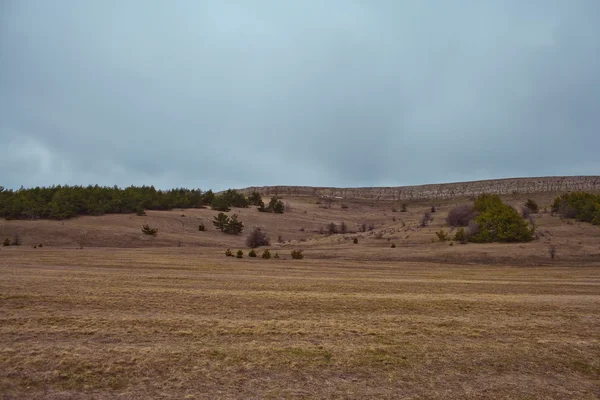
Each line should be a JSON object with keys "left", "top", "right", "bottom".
{"left": 240, "top": 176, "right": 600, "bottom": 201}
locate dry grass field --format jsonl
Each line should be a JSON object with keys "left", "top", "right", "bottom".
{"left": 1, "top": 194, "right": 600, "bottom": 398}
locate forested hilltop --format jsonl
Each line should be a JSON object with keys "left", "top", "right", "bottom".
{"left": 0, "top": 185, "right": 215, "bottom": 220}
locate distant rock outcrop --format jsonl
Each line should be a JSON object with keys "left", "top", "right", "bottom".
{"left": 239, "top": 176, "right": 600, "bottom": 201}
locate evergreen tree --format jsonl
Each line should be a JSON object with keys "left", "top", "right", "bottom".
{"left": 213, "top": 213, "right": 230, "bottom": 231}
{"left": 248, "top": 191, "right": 263, "bottom": 206}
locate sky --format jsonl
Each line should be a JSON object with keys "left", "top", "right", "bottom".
{"left": 1, "top": 1, "right": 599, "bottom": 191}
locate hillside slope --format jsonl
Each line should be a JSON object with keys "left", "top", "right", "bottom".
{"left": 239, "top": 176, "right": 600, "bottom": 200}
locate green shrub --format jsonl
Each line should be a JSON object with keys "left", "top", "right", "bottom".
{"left": 38, "top": 243, "right": 43, "bottom": 248}
{"left": 291, "top": 250, "right": 304, "bottom": 259}
{"left": 262, "top": 249, "right": 272, "bottom": 259}
{"left": 211, "top": 196, "right": 231, "bottom": 212}
{"left": 258, "top": 197, "right": 285, "bottom": 213}
{"left": 525, "top": 199, "right": 539, "bottom": 213}
{"left": 453, "top": 227, "right": 468, "bottom": 244}
{"left": 248, "top": 249, "right": 257, "bottom": 257}
{"left": 434, "top": 230, "right": 449, "bottom": 242}
{"left": 213, "top": 213, "right": 244, "bottom": 234}
{"left": 391, "top": 243, "right": 396, "bottom": 248}
{"left": 274, "top": 252, "right": 280, "bottom": 259}
{"left": 247, "top": 191, "right": 263, "bottom": 206}
{"left": 2, "top": 238, "right": 10, "bottom": 247}
{"left": 468, "top": 194, "right": 533, "bottom": 243}
{"left": 198, "top": 223, "right": 206, "bottom": 231}
{"left": 236, "top": 250, "right": 243, "bottom": 258}
{"left": 136, "top": 205, "right": 146, "bottom": 216}
{"left": 551, "top": 192, "right": 600, "bottom": 225}
{"left": 225, "top": 248, "right": 233, "bottom": 257}
{"left": 213, "top": 212, "right": 229, "bottom": 231}
{"left": 221, "top": 189, "right": 249, "bottom": 208}
{"left": 353, "top": 237, "right": 358, "bottom": 244}
{"left": 223, "top": 214, "right": 244, "bottom": 234}
{"left": 141, "top": 224, "right": 158, "bottom": 236}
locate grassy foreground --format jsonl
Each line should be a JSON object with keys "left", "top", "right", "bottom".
{"left": 1, "top": 248, "right": 599, "bottom": 399}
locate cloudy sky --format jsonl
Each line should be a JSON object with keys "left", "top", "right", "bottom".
{"left": 1, "top": 1, "right": 599, "bottom": 191}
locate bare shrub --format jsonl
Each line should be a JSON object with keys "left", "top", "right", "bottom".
{"left": 420, "top": 212, "right": 432, "bottom": 227}
{"left": 77, "top": 231, "right": 88, "bottom": 249}
{"left": 327, "top": 222, "right": 338, "bottom": 235}
{"left": 549, "top": 244, "right": 557, "bottom": 260}
{"left": 12, "top": 232, "right": 22, "bottom": 246}
{"left": 246, "top": 228, "right": 270, "bottom": 248}
{"left": 400, "top": 203, "right": 408, "bottom": 212}
{"left": 447, "top": 204, "right": 477, "bottom": 227}
{"left": 374, "top": 231, "right": 384, "bottom": 239}
{"left": 467, "top": 220, "right": 480, "bottom": 236}
{"left": 341, "top": 203, "right": 349, "bottom": 209}
{"left": 339, "top": 222, "right": 347, "bottom": 234}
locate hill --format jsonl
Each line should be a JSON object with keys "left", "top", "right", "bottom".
{"left": 239, "top": 175, "right": 600, "bottom": 200}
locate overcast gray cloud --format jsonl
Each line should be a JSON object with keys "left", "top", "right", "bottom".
{"left": 1, "top": 1, "right": 599, "bottom": 191}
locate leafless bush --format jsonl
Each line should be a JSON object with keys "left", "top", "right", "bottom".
{"left": 78, "top": 231, "right": 88, "bottom": 249}
{"left": 467, "top": 220, "right": 480, "bottom": 236}
{"left": 549, "top": 244, "right": 557, "bottom": 260}
{"left": 327, "top": 222, "right": 338, "bottom": 234}
{"left": 446, "top": 204, "right": 477, "bottom": 227}
{"left": 246, "top": 227, "right": 270, "bottom": 248}
{"left": 12, "top": 232, "right": 22, "bottom": 246}
{"left": 341, "top": 203, "right": 348, "bottom": 209}
{"left": 339, "top": 221, "right": 347, "bottom": 234}
{"left": 374, "top": 231, "right": 384, "bottom": 239}
{"left": 420, "top": 212, "right": 433, "bottom": 227}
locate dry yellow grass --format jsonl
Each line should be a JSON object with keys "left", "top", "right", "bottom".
{"left": 1, "top": 194, "right": 600, "bottom": 398}
{"left": 1, "top": 246, "right": 599, "bottom": 399}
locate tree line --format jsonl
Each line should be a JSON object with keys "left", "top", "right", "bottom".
{"left": 0, "top": 185, "right": 279, "bottom": 220}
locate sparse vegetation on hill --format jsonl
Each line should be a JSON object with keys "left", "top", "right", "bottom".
{"left": 551, "top": 192, "right": 600, "bottom": 225}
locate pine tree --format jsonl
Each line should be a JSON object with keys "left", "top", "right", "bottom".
{"left": 213, "top": 213, "right": 230, "bottom": 231}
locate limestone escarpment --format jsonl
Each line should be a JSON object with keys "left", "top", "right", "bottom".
{"left": 239, "top": 176, "right": 600, "bottom": 201}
